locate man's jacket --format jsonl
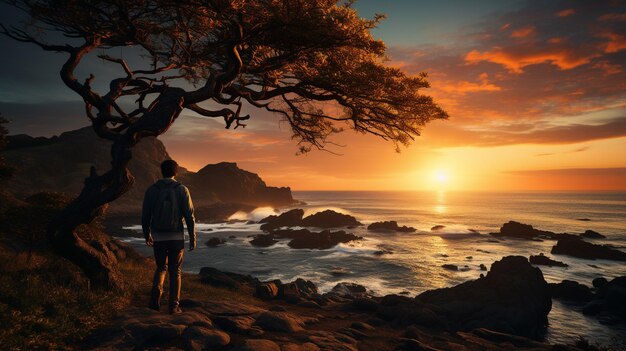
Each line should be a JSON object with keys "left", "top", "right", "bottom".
{"left": 142, "top": 178, "right": 195, "bottom": 242}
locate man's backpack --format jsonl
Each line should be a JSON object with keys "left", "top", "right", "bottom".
{"left": 151, "top": 182, "right": 182, "bottom": 232}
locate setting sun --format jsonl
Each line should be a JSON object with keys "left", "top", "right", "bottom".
{"left": 435, "top": 170, "right": 449, "bottom": 183}
{"left": 431, "top": 169, "right": 451, "bottom": 188}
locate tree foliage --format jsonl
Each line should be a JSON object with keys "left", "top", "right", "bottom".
{"left": 0, "top": 0, "right": 448, "bottom": 288}
{"left": 1, "top": 0, "right": 447, "bottom": 152}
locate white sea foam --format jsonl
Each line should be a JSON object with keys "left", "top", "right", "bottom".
{"left": 228, "top": 206, "right": 278, "bottom": 221}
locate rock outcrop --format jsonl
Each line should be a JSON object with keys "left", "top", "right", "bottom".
{"left": 551, "top": 237, "right": 626, "bottom": 261}
{"left": 287, "top": 230, "right": 362, "bottom": 250}
{"left": 580, "top": 230, "right": 606, "bottom": 239}
{"left": 416, "top": 256, "right": 551, "bottom": 338}
{"left": 250, "top": 234, "right": 278, "bottom": 247}
{"left": 549, "top": 280, "right": 593, "bottom": 302}
{"left": 199, "top": 267, "right": 259, "bottom": 290}
{"left": 190, "top": 162, "right": 293, "bottom": 208}
{"left": 81, "top": 262, "right": 585, "bottom": 350}
{"left": 206, "top": 237, "right": 226, "bottom": 247}
{"left": 367, "top": 221, "right": 416, "bottom": 232}
{"left": 300, "top": 210, "right": 361, "bottom": 228}
{"left": 259, "top": 209, "right": 361, "bottom": 231}
{"left": 583, "top": 276, "right": 626, "bottom": 321}
{"left": 259, "top": 209, "right": 304, "bottom": 231}
{"left": 441, "top": 264, "right": 459, "bottom": 271}
{"left": 529, "top": 254, "right": 568, "bottom": 267}
{"left": 251, "top": 228, "right": 361, "bottom": 250}
{"left": 490, "top": 221, "right": 556, "bottom": 240}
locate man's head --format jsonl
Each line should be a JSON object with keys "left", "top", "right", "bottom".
{"left": 161, "top": 160, "right": 179, "bottom": 178}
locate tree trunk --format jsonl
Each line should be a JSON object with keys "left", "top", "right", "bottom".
{"left": 46, "top": 88, "right": 187, "bottom": 290}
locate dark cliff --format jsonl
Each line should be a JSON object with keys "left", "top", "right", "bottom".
{"left": 4, "top": 127, "right": 294, "bottom": 213}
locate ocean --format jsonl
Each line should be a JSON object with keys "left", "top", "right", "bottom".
{"left": 119, "top": 191, "right": 626, "bottom": 349}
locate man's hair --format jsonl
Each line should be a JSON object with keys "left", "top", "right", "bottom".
{"left": 161, "top": 160, "right": 179, "bottom": 178}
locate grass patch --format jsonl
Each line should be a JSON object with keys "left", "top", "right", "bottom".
{"left": 0, "top": 192, "right": 259, "bottom": 350}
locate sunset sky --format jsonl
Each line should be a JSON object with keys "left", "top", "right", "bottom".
{"left": 1, "top": 0, "right": 625, "bottom": 191}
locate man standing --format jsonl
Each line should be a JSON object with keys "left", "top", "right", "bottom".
{"left": 142, "top": 159, "right": 196, "bottom": 314}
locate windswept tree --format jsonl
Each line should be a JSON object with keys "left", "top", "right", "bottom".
{"left": 1, "top": 0, "right": 447, "bottom": 288}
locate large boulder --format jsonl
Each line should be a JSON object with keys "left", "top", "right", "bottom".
{"left": 255, "top": 278, "right": 319, "bottom": 302}
{"left": 206, "top": 237, "right": 226, "bottom": 247}
{"left": 254, "top": 311, "right": 305, "bottom": 332}
{"left": 551, "top": 237, "right": 626, "bottom": 261}
{"left": 259, "top": 209, "right": 305, "bottom": 231}
{"left": 234, "top": 339, "right": 281, "bottom": 351}
{"left": 250, "top": 234, "right": 278, "bottom": 247}
{"left": 301, "top": 210, "right": 361, "bottom": 228}
{"left": 490, "top": 221, "right": 556, "bottom": 240}
{"left": 416, "top": 256, "right": 551, "bottom": 338}
{"left": 255, "top": 281, "right": 280, "bottom": 300}
{"left": 199, "top": 267, "right": 259, "bottom": 289}
{"left": 287, "top": 230, "right": 362, "bottom": 250}
{"left": 328, "top": 283, "right": 368, "bottom": 299}
{"left": 367, "top": 221, "right": 416, "bottom": 233}
{"left": 583, "top": 276, "right": 626, "bottom": 321}
{"left": 549, "top": 280, "right": 593, "bottom": 302}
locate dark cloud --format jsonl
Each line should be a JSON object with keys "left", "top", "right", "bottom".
{"left": 0, "top": 101, "right": 88, "bottom": 136}
{"left": 535, "top": 146, "right": 589, "bottom": 157}
{"left": 506, "top": 167, "right": 626, "bottom": 177}
{"left": 389, "top": 0, "right": 626, "bottom": 130}
{"left": 423, "top": 116, "right": 626, "bottom": 146}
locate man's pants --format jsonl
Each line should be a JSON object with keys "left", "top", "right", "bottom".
{"left": 149, "top": 240, "right": 184, "bottom": 310}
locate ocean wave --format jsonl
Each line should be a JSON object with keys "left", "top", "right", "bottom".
{"left": 228, "top": 207, "right": 278, "bottom": 222}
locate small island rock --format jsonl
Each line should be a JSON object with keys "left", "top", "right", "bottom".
{"left": 529, "top": 254, "right": 568, "bottom": 267}
{"left": 301, "top": 210, "right": 361, "bottom": 228}
{"left": 580, "top": 230, "right": 606, "bottom": 239}
{"left": 206, "top": 237, "right": 226, "bottom": 247}
{"left": 367, "top": 221, "right": 416, "bottom": 232}
{"left": 551, "top": 237, "right": 626, "bottom": 261}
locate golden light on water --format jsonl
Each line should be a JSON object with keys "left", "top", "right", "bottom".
{"left": 434, "top": 190, "right": 447, "bottom": 214}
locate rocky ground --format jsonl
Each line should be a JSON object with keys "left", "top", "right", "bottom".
{"left": 80, "top": 256, "right": 613, "bottom": 351}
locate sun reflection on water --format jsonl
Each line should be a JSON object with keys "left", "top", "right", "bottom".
{"left": 433, "top": 190, "right": 447, "bottom": 214}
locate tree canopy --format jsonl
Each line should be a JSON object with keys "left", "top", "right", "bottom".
{"left": 2, "top": 0, "right": 447, "bottom": 152}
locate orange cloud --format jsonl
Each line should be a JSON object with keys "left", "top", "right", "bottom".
{"left": 423, "top": 117, "right": 626, "bottom": 147}
{"left": 556, "top": 9, "right": 576, "bottom": 17}
{"left": 435, "top": 79, "right": 501, "bottom": 95}
{"left": 547, "top": 37, "right": 564, "bottom": 44}
{"left": 601, "top": 32, "right": 626, "bottom": 53}
{"left": 465, "top": 48, "right": 598, "bottom": 73}
{"left": 598, "top": 13, "right": 626, "bottom": 21}
{"left": 593, "top": 60, "right": 623, "bottom": 75}
{"left": 511, "top": 26, "right": 535, "bottom": 39}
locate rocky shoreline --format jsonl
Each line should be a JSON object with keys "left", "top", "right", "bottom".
{"left": 83, "top": 254, "right": 623, "bottom": 351}
{"left": 107, "top": 209, "right": 626, "bottom": 350}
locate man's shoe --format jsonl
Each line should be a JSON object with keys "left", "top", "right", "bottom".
{"left": 148, "top": 303, "right": 160, "bottom": 311}
{"left": 169, "top": 306, "right": 182, "bottom": 314}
